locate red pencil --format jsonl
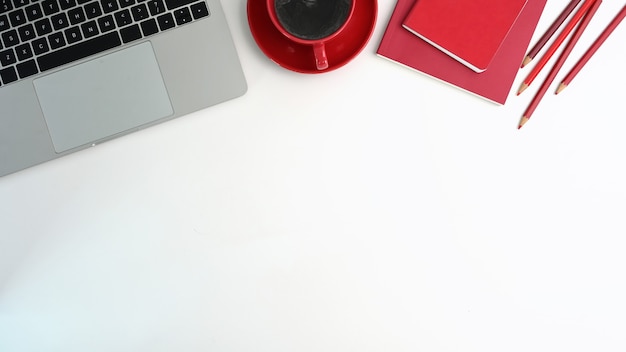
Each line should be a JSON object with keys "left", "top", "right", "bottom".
{"left": 521, "top": 0, "right": 583, "bottom": 68}
{"left": 518, "top": 0, "right": 601, "bottom": 129}
{"left": 556, "top": 4, "right": 626, "bottom": 94}
{"left": 517, "top": 0, "right": 597, "bottom": 95}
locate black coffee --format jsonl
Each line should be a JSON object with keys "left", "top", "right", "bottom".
{"left": 275, "top": 0, "right": 352, "bottom": 41}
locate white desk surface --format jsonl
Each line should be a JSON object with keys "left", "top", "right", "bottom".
{"left": 2, "top": 1, "right": 626, "bottom": 351}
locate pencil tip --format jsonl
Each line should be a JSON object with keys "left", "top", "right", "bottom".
{"left": 517, "top": 83, "right": 529, "bottom": 95}
{"left": 518, "top": 117, "right": 529, "bottom": 129}
{"left": 555, "top": 83, "right": 567, "bottom": 94}
{"left": 521, "top": 56, "right": 532, "bottom": 68}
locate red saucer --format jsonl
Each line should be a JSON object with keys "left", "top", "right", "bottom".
{"left": 248, "top": 0, "right": 378, "bottom": 74}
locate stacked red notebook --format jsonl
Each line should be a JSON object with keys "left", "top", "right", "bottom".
{"left": 377, "top": 0, "right": 547, "bottom": 105}
{"left": 402, "top": 0, "right": 529, "bottom": 73}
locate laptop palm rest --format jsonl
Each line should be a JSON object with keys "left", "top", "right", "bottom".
{"left": 33, "top": 42, "right": 174, "bottom": 153}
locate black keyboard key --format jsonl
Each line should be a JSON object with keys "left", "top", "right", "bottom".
{"left": 81, "top": 20, "right": 99, "bottom": 38}
{"left": 84, "top": 1, "right": 102, "bottom": 19}
{"left": 0, "top": 14, "right": 8, "bottom": 31}
{"left": 51, "top": 13, "right": 69, "bottom": 30}
{"left": 41, "top": 0, "right": 59, "bottom": 15}
{"left": 38, "top": 31, "right": 121, "bottom": 71}
{"left": 1, "top": 29, "right": 19, "bottom": 47}
{"left": 77, "top": 0, "right": 90, "bottom": 4}
{"left": 114, "top": 8, "right": 131, "bottom": 27}
{"left": 119, "top": 0, "right": 134, "bottom": 7}
{"left": 64, "top": 26, "right": 82, "bottom": 44}
{"left": 8, "top": 8, "right": 25, "bottom": 26}
{"left": 24, "top": 3, "right": 43, "bottom": 21}
{"left": 0, "top": 48, "right": 16, "bottom": 66}
{"left": 156, "top": 12, "right": 173, "bottom": 30}
{"left": 131, "top": 3, "right": 147, "bottom": 21}
{"left": 17, "top": 23, "right": 35, "bottom": 41}
{"left": 48, "top": 32, "right": 66, "bottom": 49}
{"left": 32, "top": 37, "right": 49, "bottom": 55}
{"left": 1, "top": 0, "right": 12, "bottom": 14}
{"left": 100, "top": 0, "right": 117, "bottom": 13}
{"left": 34, "top": 18, "right": 53, "bottom": 36}
{"left": 0, "top": 66, "right": 17, "bottom": 84}
{"left": 15, "top": 42, "right": 32, "bottom": 60}
{"left": 140, "top": 18, "right": 157, "bottom": 36}
{"left": 59, "top": 0, "right": 77, "bottom": 10}
{"left": 190, "top": 1, "right": 208, "bottom": 19}
{"left": 97, "top": 14, "right": 114, "bottom": 32}
{"left": 12, "top": 0, "right": 27, "bottom": 8}
{"left": 67, "top": 7, "right": 85, "bottom": 25}
{"left": 120, "top": 23, "right": 140, "bottom": 43}
{"left": 164, "top": 0, "right": 194, "bottom": 10}
{"left": 173, "top": 7, "right": 190, "bottom": 25}
{"left": 147, "top": 0, "right": 164, "bottom": 16}
{"left": 16, "top": 59, "right": 37, "bottom": 78}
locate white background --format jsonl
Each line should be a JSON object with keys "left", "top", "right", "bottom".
{"left": 2, "top": 1, "right": 626, "bottom": 351}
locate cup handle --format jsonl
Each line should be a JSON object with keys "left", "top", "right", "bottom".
{"left": 313, "top": 42, "right": 329, "bottom": 71}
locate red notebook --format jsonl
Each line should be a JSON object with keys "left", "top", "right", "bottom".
{"left": 377, "top": 0, "right": 546, "bottom": 105}
{"left": 402, "top": 0, "right": 529, "bottom": 72}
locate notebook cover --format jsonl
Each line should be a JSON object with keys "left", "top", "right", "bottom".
{"left": 377, "top": 0, "right": 546, "bottom": 105}
{"left": 402, "top": 0, "right": 529, "bottom": 72}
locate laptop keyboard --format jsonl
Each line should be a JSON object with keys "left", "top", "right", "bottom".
{"left": 0, "top": 0, "right": 210, "bottom": 87}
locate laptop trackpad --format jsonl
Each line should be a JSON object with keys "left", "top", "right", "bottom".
{"left": 34, "top": 42, "right": 174, "bottom": 153}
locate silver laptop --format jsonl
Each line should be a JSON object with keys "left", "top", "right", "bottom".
{"left": 0, "top": 0, "right": 246, "bottom": 177}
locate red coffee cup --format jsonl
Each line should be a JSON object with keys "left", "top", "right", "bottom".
{"left": 266, "top": 0, "right": 355, "bottom": 71}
